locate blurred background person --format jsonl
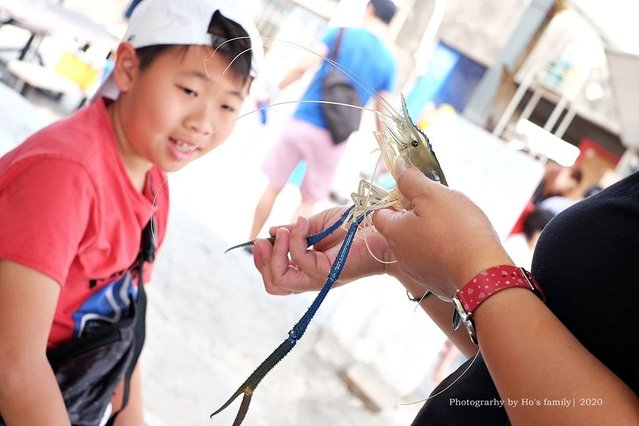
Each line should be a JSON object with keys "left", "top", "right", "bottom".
{"left": 247, "top": 0, "right": 399, "bottom": 243}
{"left": 531, "top": 160, "right": 583, "bottom": 206}
{"left": 504, "top": 207, "right": 556, "bottom": 270}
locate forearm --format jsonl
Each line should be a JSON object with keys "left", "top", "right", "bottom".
{"left": 0, "top": 361, "right": 70, "bottom": 425}
{"left": 0, "top": 261, "right": 68, "bottom": 424}
{"left": 277, "top": 66, "right": 306, "bottom": 92}
{"left": 476, "top": 288, "right": 639, "bottom": 424}
{"left": 277, "top": 41, "right": 325, "bottom": 93}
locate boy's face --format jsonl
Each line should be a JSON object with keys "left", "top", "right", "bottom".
{"left": 112, "top": 44, "right": 251, "bottom": 173}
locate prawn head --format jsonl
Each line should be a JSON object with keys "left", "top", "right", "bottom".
{"left": 376, "top": 94, "right": 448, "bottom": 187}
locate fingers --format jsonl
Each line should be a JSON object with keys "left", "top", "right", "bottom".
{"left": 288, "top": 217, "right": 332, "bottom": 288}
{"left": 253, "top": 227, "right": 301, "bottom": 296}
{"left": 253, "top": 218, "right": 328, "bottom": 296}
{"left": 289, "top": 216, "right": 310, "bottom": 258}
{"left": 253, "top": 228, "right": 287, "bottom": 295}
{"left": 371, "top": 208, "right": 404, "bottom": 241}
{"left": 253, "top": 207, "right": 365, "bottom": 295}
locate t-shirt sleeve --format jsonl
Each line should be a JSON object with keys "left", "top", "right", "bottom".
{"left": 0, "top": 157, "right": 95, "bottom": 285}
{"left": 321, "top": 27, "right": 339, "bottom": 53}
{"left": 380, "top": 56, "right": 398, "bottom": 93}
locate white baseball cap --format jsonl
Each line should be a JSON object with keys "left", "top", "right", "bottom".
{"left": 96, "top": 0, "right": 263, "bottom": 100}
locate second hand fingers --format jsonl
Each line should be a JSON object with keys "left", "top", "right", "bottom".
{"left": 260, "top": 228, "right": 300, "bottom": 295}
{"left": 273, "top": 226, "right": 321, "bottom": 294}
{"left": 289, "top": 217, "right": 330, "bottom": 290}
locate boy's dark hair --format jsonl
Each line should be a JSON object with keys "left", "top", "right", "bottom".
{"left": 135, "top": 10, "right": 253, "bottom": 84}
{"left": 369, "top": 0, "right": 398, "bottom": 24}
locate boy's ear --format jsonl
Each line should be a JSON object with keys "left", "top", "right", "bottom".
{"left": 112, "top": 42, "right": 140, "bottom": 93}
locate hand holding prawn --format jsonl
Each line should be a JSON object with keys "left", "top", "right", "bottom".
{"left": 373, "top": 165, "right": 513, "bottom": 300}
{"left": 254, "top": 207, "right": 392, "bottom": 296}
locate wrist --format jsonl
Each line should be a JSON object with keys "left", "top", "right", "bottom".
{"left": 452, "top": 250, "right": 514, "bottom": 294}
{"left": 452, "top": 265, "right": 544, "bottom": 344}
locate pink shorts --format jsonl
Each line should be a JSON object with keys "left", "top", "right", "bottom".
{"left": 262, "top": 117, "right": 347, "bottom": 201}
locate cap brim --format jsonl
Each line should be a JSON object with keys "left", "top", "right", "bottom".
{"left": 92, "top": 71, "right": 119, "bottom": 101}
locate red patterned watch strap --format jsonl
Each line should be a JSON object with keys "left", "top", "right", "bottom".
{"left": 457, "top": 265, "right": 544, "bottom": 315}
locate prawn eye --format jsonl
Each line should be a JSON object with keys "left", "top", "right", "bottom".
{"left": 411, "top": 140, "right": 420, "bottom": 148}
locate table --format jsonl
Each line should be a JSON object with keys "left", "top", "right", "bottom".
{"left": 0, "top": 0, "right": 118, "bottom": 100}
{"left": 0, "top": 0, "right": 118, "bottom": 53}
{"left": 7, "top": 58, "right": 80, "bottom": 95}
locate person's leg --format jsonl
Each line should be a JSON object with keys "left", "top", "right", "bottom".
{"left": 249, "top": 184, "right": 281, "bottom": 240}
{"left": 298, "top": 124, "right": 347, "bottom": 217}
{"left": 250, "top": 118, "right": 304, "bottom": 239}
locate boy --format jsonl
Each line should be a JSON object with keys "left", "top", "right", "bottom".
{"left": 0, "top": 0, "right": 262, "bottom": 424}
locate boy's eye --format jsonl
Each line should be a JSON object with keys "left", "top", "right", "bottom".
{"left": 222, "top": 104, "right": 236, "bottom": 113}
{"left": 178, "top": 85, "right": 197, "bottom": 97}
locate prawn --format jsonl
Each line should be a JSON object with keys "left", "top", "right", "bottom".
{"left": 211, "top": 86, "right": 448, "bottom": 424}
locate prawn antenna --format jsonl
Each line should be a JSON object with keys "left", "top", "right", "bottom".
{"left": 209, "top": 35, "right": 400, "bottom": 118}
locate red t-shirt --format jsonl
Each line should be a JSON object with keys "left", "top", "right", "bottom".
{"left": 0, "top": 98, "right": 169, "bottom": 348}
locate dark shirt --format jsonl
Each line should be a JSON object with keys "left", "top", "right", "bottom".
{"left": 413, "top": 171, "right": 639, "bottom": 425}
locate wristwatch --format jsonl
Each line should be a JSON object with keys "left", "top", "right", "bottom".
{"left": 452, "top": 265, "right": 544, "bottom": 344}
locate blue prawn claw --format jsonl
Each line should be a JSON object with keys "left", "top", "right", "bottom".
{"left": 211, "top": 206, "right": 359, "bottom": 425}
{"left": 224, "top": 206, "right": 355, "bottom": 254}
{"left": 224, "top": 237, "right": 275, "bottom": 253}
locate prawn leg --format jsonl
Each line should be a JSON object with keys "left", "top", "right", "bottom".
{"left": 210, "top": 212, "right": 366, "bottom": 424}
{"left": 224, "top": 205, "right": 355, "bottom": 253}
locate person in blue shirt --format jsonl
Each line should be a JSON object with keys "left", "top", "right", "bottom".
{"left": 248, "top": 0, "right": 398, "bottom": 243}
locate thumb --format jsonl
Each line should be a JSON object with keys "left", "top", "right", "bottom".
{"left": 394, "top": 164, "right": 438, "bottom": 204}
{"left": 372, "top": 207, "right": 404, "bottom": 240}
